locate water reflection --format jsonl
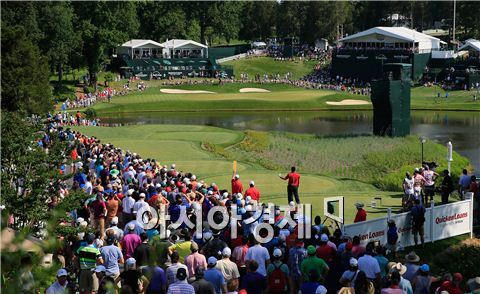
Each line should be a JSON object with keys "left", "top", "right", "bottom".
{"left": 100, "top": 111, "right": 480, "bottom": 171}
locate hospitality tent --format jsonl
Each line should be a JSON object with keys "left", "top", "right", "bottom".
{"left": 161, "top": 39, "right": 208, "bottom": 58}
{"left": 117, "top": 39, "right": 164, "bottom": 59}
{"left": 459, "top": 39, "right": 480, "bottom": 52}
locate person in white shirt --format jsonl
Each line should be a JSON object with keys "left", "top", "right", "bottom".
{"left": 84, "top": 175, "right": 93, "bottom": 195}
{"left": 133, "top": 193, "right": 150, "bottom": 214}
{"left": 245, "top": 236, "right": 270, "bottom": 277}
{"left": 122, "top": 189, "right": 135, "bottom": 226}
{"left": 46, "top": 269, "right": 68, "bottom": 294}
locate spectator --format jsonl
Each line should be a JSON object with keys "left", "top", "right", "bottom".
{"left": 185, "top": 241, "right": 208, "bottom": 279}
{"left": 167, "top": 268, "right": 195, "bottom": 294}
{"left": 301, "top": 245, "right": 329, "bottom": 281}
{"left": 191, "top": 266, "right": 216, "bottom": 294}
{"left": 240, "top": 260, "right": 267, "bottom": 294}
{"left": 354, "top": 202, "right": 367, "bottom": 222}
{"left": 216, "top": 247, "right": 240, "bottom": 291}
{"left": 267, "top": 248, "right": 289, "bottom": 293}
{"left": 381, "top": 271, "right": 403, "bottom": 294}
{"left": 204, "top": 257, "right": 227, "bottom": 294}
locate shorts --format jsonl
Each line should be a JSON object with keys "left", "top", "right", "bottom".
{"left": 79, "top": 269, "right": 98, "bottom": 293}
{"left": 412, "top": 225, "right": 425, "bottom": 236}
{"left": 424, "top": 185, "right": 435, "bottom": 197}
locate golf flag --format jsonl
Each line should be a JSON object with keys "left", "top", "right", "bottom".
{"left": 233, "top": 160, "right": 237, "bottom": 175}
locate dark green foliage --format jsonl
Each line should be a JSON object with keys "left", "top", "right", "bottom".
{"left": 1, "top": 26, "right": 52, "bottom": 114}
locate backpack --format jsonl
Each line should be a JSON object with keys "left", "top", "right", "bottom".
{"left": 268, "top": 263, "right": 287, "bottom": 292}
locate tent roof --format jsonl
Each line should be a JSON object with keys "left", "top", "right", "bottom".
{"left": 340, "top": 27, "right": 446, "bottom": 44}
{"left": 459, "top": 39, "right": 480, "bottom": 51}
{"left": 121, "top": 39, "right": 164, "bottom": 48}
{"left": 161, "top": 39, "right": 207, "bottom": 49}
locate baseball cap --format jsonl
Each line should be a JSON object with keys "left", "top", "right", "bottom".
{"left": 208, "top": 256, "right": 217, "bottom": 266}
{"left": 139, "top": 193, "right": 146, "bottom": 198}
{"left": 250, "top": 180, "right": 255, "bottom": 186}
{"left": 94, "top": 265, "right": 106, "bottom": 273}
{"left": 111, "top": 216, "right": 118, "bottom": 225}
{"left": 126, "top": 257, "right": 136, "bottom": 267}
{"left": 235, "top": 174, "right": 240, "bottom": 179}
{"left": 57, "top": 268, "right": 68, "bottom": 277}
{"left": 273, "top": 248, "right": 282, "bottom": 257}
{"left": 420, "top": 264, "right": 430, "bottom": 272}
{"left": 176, "top": 268, "right": 187, "bottom": 280}
{"left": 307, "top": 245, "right": 316, "bottom": 255}
{"left": 222, "top": 247, "right": 232, "bottom": 257}
{"left": 203, "top": 231, "right": 213, "bottom": 241}
{"left": 320, "top": 234, "right": 329, "bottom": 242}
{"left": 350, "top": 258, "right": 358, "bottom": 267}
{"left": 127, "top": 223, "right": 135, "bottom": 231}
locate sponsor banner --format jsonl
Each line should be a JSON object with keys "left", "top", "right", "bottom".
{"left": 432, "top": 200, "right": 471, "bottom": 241}
{"left": 344, "top": 216, "right": 388, "bottom": 246}
{"left": 390, "top": 209, "right": 432, "bottom": 247}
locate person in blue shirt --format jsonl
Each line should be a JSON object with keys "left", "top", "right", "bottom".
{"left": 387, "top": 219, "right": 399, "bottom": 257}
{"left": 204, "top": 257, "right": 226, "bottom": 294}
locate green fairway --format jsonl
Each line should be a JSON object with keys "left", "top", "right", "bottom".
{"left": 222, "top": 57, "right": 318, "bottom": 80}
{"left": 73, "top": 124, "right": 464, "bottom": 223}
{"left": 87, "top": 81, "right": 479, "bottom": 115}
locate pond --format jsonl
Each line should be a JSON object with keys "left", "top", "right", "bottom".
{"left": 99, "top": 111, "right": 480, "bottom": 172}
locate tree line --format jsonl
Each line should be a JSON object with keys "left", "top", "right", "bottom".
{"left": 2, "top": 1, "right": 479, "bottom": 115}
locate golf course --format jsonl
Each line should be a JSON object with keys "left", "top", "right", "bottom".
{"left": 89, "top": 81, "right": 480, "bottom": 115}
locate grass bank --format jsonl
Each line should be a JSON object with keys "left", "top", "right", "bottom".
{"left": 222, "top": 57, "right": 318, "bottom": 80}
{"left": 73, "top": 124, "right": 470, "bottom": 222}
{"left": 216, "top": 131, "right": 471, "bottom": 192}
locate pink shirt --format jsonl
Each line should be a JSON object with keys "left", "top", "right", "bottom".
{"left": 232, "top": 244, "right": 249, "bottom": 268}
{"left": 121, "top": 233, "right": 141, "bottom": 259}
{"left": 184, "top": 252, "right": 207, "bottom": 278}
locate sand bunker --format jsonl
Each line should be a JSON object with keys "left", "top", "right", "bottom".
{"left": 326, "top": 99, "right": 371, "bottom": 106}
{"left": 239, "top": 88, "right": 271, "bottom": 93}
{"left": 160, "top": 89, "right": 215, "bottom": 94}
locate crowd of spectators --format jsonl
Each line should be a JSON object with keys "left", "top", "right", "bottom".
{"left": 29, "top": 125, "right": 480, "bottom": 294}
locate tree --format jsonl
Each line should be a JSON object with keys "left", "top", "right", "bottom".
{"left": 73, "top": 1, "right": 139, "bottom": 91}
{"left": 210, "top": 2, "right": 244, "bottom": 43}
{"left": 0, "top": 112, "right": 71, "bottom": 231}
{"left": 1, "top": 26, "right": 52, "bottom": 115}
{"left": 38, "top": 2, "right": 80, "bottom": 87}
{"left": 138, "top": 2, "right": 190, "bottom": 41}
{"left": 239, "top": 1, "right": 276, "bottom": 41}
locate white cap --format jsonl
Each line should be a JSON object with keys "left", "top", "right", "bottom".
{"left": 139, "top": 193, "right": 146, "bottom": 198}
{"left": 222, "top": 192, "right": 229, "bottom": 198}
{"left": 171, "top": 164, "right": 176, "bottom": 169}
{"left": 249, "top": 180, "right": 255, "bottom": 186}
{"left": 235, "top": 174, "right": 240, "bottom": 179}
{"left": 111, "top": 216, "right": 118, "bottom": 225}
{"left": 289, "top": 201, "right": 295, "bottom": 207}
{"left": 127, "top": 223, "right": 135, "bottom": 231}
{"left": 350, "top": 257, "right": 358, "bottom": 267}
{"left": 208, "top": 256, "right": 217, "bottom": 266}
{"left": 94, "top": 265, "right": 106, "bottom": 273}
{"left": 237, "top": 193, "right": 243, "bottom": 200}
{"left": 80, "top": 221, "right": 88, "bottom": 228}
{"left": 156, "top": 183, "right": 161, "bottom": 188}
{"left": 207, "top": 190, "right": 213, "bottom": 195}
{"left": 57, "top": 268, "right": 68, "bottom": 277}
{"left": 316, "top": 285, "right": 328, "bottom": 294}
{"left": 76, "top": 217, "right": 84, "bottom": 224}
{"left": 128, "top": 189, "right": 134, "bottom": 196}
{"left": 321, "top": 234, "right": 329, "bottom": 242}
{"left": 245, "top": 196, "right": 252, "bottom": 203}
{"left": 126, "top": 257, "right": 136, "bottom": 267}
{"left": 129, "top": 166, "right": 134, "bottom": 171}
{"left": 273, "top": 248, "right": 282, "bottom": 257}
{"left": 222, "top": 247, "right": 232, "bottom": 257}
{"left": 203, "top": 231, "right": 213, "bottom": 241}
{"left": 191, "top": 175, "right": 196, "bottom": 180}
{"left": 77, "top": 232, "right": 85, "bottom": 239}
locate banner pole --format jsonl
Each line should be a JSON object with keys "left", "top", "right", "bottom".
{"left": 470, "top": 195, "right": 474, "bottom": 239}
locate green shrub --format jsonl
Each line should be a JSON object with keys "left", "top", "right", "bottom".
{"left": 83, "top": 108, "right": 97, "bottom": 119}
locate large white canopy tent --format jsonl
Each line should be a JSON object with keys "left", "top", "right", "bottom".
{"left": 459, "top": 39, "right": 480, "bottom": 52}
{"left": 339, "top": 27, "right": 446, "bottom": 53}
{"left": 117, "top": 39, "right": 164, "bottom": 59}
{"left": 161, "top": 39, "right": 208, "bottom": 58}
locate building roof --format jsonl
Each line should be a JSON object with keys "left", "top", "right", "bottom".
{"left": 459, "top": 39, "right": 480, "bottom": 52}
{"left": 161, "top": 39, "right": 207, "bottom": 49}
{"left": 340, "top": 27, "right": 446, "bottom": 44}
{"left": 121, "top": 39, "right": 164, "bottom": 48}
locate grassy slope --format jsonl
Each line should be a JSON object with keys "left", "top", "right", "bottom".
{"left": 73, "top": 124, "right": 470, "bottom": 223}
{"left": 222, "top": 57, "right": 318, "bottom": 79}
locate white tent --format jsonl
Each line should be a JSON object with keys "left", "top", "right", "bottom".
{"left": 252, "top": 41, "right": 267, "bottom": 48}
{"left": 117, "top": 39, "right": 164, "bottom": 58}
{"left": 459, "top": 39, "right": 480, "bottom": 52}
{"left": 160, "top": 39, "right": 208, "bottom": 58}
{"left": 340, "top": 27, "right": 445, "bottom": 52}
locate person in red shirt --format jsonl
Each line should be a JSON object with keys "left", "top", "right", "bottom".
{"left": 279, "top": 166, "right": 301, "bottom": 204}
{"left": 316, "top": 234, "right": 336, "bottom": 262}
{"left": 231, "top": 173, "right": 243, "bottom": 194}
{"left": 354, "top": 202, "right": 367, "bottom": 223}
{"left": 245, "top": 180, "right": 261, "bottom": 202}
{"left": 438, "top": 273, "right": 464, "bottom": 294}
{"left": 90, "top": 193, "right": 107, "bottom": 237}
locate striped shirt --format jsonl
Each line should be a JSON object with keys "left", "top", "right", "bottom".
{"left": 167, "top": 280, "right": 195, "bottom": 294}
{"left": 166, "top": 263, "right": 188, "bottom": 285}
{"left": 77, "top": 245, "right": 101, "bottom": 270}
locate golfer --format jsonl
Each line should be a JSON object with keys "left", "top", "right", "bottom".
{"left": 279, "top": 166, "right": 301, "bottom": 204}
